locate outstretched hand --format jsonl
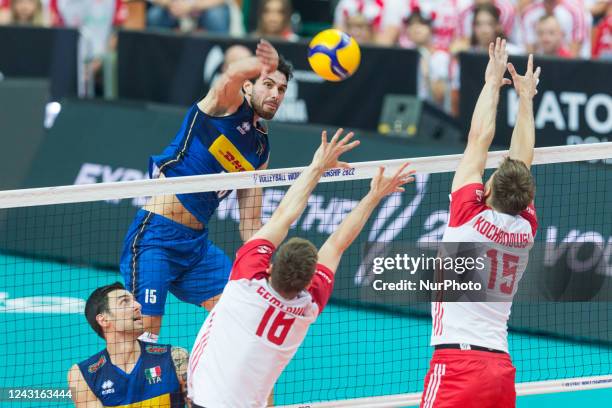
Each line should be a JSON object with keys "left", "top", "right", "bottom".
{"left": 507, "top": 54, "right": 541, "bottom": 99}
{"left": 311, "top": 128, "right": 360, "bottom": 171}
{"left": 369, "top": 162, "right": 416, "bottom": 199}
{"left": 256, "top": 39, "right": 279, "bottom": 77}
{"left": 484, "top": 37, "right": 512, "bottom": 87}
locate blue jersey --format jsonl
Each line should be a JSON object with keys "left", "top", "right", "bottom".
{"left": 150, "top": 100, "right": 270, "bottom": 225}
{"left": 77, "top": 341, "right": 183, "bottom": 408}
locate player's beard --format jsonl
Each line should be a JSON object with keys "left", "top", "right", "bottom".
{"left": 250, "top": 92, "right": 278, "bottom": 120}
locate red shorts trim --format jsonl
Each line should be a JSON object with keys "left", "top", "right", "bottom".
{"left": 420, "top": 349, "right": 516, "bottom": 408}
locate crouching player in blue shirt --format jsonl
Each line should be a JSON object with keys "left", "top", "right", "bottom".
{"left": 68, "top": 282, "right": 188, "bottom": 407}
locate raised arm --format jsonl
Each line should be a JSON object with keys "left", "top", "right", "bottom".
{"left": 198, "top": 40, "right": 279, "bottom": 116}
{"left": 507, "top": 54, "right": 540, "bottom": 169}
{"left": 452, "top": 38, "right": 511, "bottom": 192}
{"left": 318, "top": 164, "right": 416, "bottom": 272}
{"left": 68, "top": 365, "right": 103, "bottom": 408}
{"left": 249, "top": 129, "right": 359, "bottom": 247}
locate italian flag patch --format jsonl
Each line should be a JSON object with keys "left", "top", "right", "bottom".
{"left": 145, "top": 366, "right": 161, "bottom": 382}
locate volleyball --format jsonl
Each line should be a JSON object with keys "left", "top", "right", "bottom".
{"left": 307, "top": 29, "right": 361, "bottom": 82}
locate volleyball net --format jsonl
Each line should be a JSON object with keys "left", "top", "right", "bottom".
{"left": 0, "top": 143, "right": 611, "bottom": 407}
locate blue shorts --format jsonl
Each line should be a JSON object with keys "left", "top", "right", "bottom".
{"left": 119, "top": 209, "right": 232, "bottom": 316}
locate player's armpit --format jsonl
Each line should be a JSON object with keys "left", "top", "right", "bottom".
{"left": 67, "top": 365, "right": 102, "bottom": 408}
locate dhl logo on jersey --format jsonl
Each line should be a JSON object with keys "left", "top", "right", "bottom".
{"left": 113, "top": 393, "right": 171, "bottom": 408}
{"left": 209, "top": 135, "right": 255, "bottom": 173}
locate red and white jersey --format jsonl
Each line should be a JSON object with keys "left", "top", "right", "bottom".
{"left": 593, "top": 14, "right": 612, "bottom": 60}
{"left": 0, "top": 0, "right": 8, "bottom": 9}
{"left": 187, "top": 239, "right": 335, "bottom": 408}
{"left": 382, "top": 0, "right": 462, "bottom": 50}
{"left": 431, "top": 183, "right": 538, "bottom": 353}
{"left": 334, "top": 0, "right": 386, "bottom": 32}
{"left": 457, "top": 0, "right": 517, "bottom": 38}
{"left": 520, "top": 0, "right": 587, "bottom": 51}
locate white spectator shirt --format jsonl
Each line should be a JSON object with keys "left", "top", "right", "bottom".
{"left": 416, "top": 47, "right": 452, "bottom": 112}
{"left": 520, "top": 0, "right": 588, "bottom": 56}
{"left": 334, "top": 0, "right": 386, "bottom": 32}
{"left": 187, "top": 239, "right": 335, "bottom": 408}
{"left": 49, "top": 0, "right": 125, "bottom": 57}
{"left": 431, "top": 183, "right": 538, "bottom": 353}
{"left": 457, "top": 0, "right": 517, "bottom": 39}
{"left": 382, "top": 0, "right": 463, "bottom": 50}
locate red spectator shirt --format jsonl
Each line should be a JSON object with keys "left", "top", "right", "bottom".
{"left": 593, "top": 14, "right": 612, "bottom": 59}
{"left": 383, "top": 0, "right": 462, "bottom": 50}
{"left": 334, "top": 0, "right": 386, "bottom": 32}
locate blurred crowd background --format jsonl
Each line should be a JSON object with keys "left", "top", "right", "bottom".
{"left": 0, "top": 0, "right": 610, "bottom": 116}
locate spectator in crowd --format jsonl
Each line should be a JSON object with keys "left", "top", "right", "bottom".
{"left": 457, "top": 0, "right": 516, "bottom": 42}
{"left": 253, "top": 0, "right": 297, "bottom": 41}
{"left": 8, "top": 0, "right": 44, "bottom": 25}
{"left": 50, "top": 0, "right": 128, "bottom": 96}
{"left": 334, "top": 0, "right": 384, "bottom": 44}
{"left": 468, "top": 3, "right": 523, "bottom": 53}
{"left": 535, "top": 13, "right": 572, "bottom": 57}
{"left": 344, "top": 13, "right": 375, "bottom": 43}
{"left": 378, "top": 0, "right": 461, "bottom": 50}
{"left": 147, "top": 0, "right": 230, "bottom": 33}
{"left": 450, "top": 4, "right": 522, "bottom": 118}
{"left": 589, "top": 0, "right": 610, "bottom": 18}
{"left": 0, "top": 0, "right": 9, "bottom": 24}
{"left": 404, "top": 10, "right": 452, "bottom": 112}
{"left": 520, "top": 0, "right": 589, "bottom": 57}
{"left": 591, "top": 1, "right": 611, "bottom": 59}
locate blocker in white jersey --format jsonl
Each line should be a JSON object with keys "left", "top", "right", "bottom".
{"left": 186, "top": 129, "right": 415, "bottom": 408}
{"left": 431, "top": 182, "right": 537, "bottom": 353}
{"left": 420, "top": 39, "right": 541, "bottom": 408}
{"left": 188, "top": 238, "right": 334, "bottom": 407}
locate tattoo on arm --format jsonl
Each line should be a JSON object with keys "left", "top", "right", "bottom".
{"left": 171, "top": 347, "right": 189, "bottom": 382}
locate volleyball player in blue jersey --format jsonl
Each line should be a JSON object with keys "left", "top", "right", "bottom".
{"left": 68, "top": 282, "right": 188, "bottom": 408}
{"left": 119, "top": 40, "right": 300, "bottom": 341}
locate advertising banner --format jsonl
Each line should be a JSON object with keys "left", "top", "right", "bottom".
{"left": 459, "top": 52, "right": 612, "bottom": 166}
{"left": 117, "top": 30, "right": 418, "bottom": 130}
{"left": 0, "top": 26, "right": 78, "bottom": 99}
